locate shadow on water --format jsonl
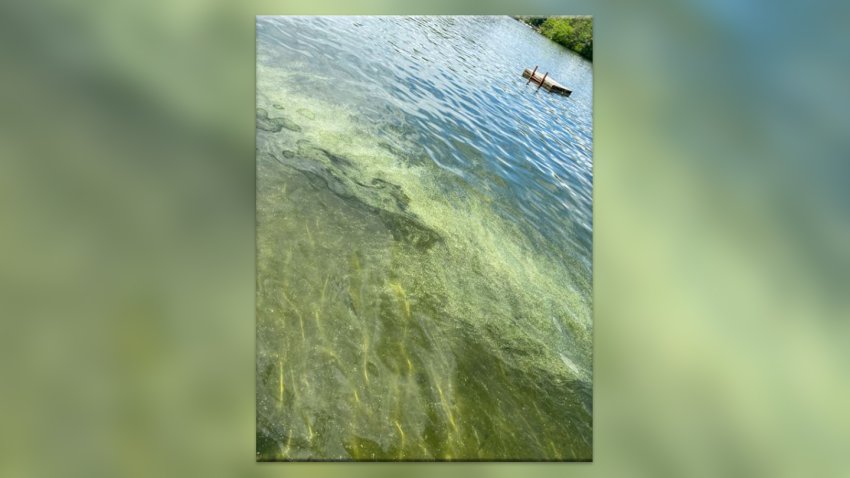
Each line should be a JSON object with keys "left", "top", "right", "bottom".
{"left": 270, "top": 144, "right": 443, "bottom": 252}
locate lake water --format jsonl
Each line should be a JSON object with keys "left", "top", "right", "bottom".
{"left": 256, "top": 16, "right": 593, "bottom": 461}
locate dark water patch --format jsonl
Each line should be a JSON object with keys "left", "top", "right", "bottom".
{"left": 291, "top": 164, "right": 442, "bottom": 252}
{"left": 376, "top": 209, "right": 442, "bottom": 251}
{"left": 257, "top": 107, "right": 302, "bottom": 133}
{"left": 349, "top": 177, "right": 411, "bottom": 212}
{"left": 299, "top": 167, "right": 358, "bottom": 202}
{"left": 317, "top": 147, "right": 355, "bottom": 168}
{"left": 371, "top": 178, "right": 411, "bottom": 210}
{"left": 272, "top": 142, "right": 443, "bottom": 252}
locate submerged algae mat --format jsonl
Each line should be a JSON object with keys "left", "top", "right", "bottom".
{"left": 256, "top": 69, "right": 592, "bottom": 461}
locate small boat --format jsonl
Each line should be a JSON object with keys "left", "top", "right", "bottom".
{"left": 522, "top": 67, "right": 572, "bottom": 96}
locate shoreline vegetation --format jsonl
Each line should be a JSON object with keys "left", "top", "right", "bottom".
{"left": 514, "top": 16, "right": 593, "bottom": 61}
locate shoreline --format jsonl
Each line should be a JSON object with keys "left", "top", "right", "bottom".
{"left": 513, "top": 16, "right": 593, "bottom": 62}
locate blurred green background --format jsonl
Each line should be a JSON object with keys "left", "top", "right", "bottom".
{"left": 2, "top": 0, "right": 849, "bottom": 477}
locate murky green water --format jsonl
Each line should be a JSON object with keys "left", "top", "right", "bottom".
{"left": 256, "top": 16, "right": 592, "bottom": 461}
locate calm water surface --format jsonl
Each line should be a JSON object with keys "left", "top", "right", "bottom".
{"left": 256, "top": 16, "right": 592, "bottom": 461}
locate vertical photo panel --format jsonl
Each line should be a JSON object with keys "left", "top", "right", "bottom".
{"left": 256, "top": 16, "right": 593, "bottom": 461}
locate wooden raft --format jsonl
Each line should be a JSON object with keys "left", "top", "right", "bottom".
{"left": 522, "top": 67, "right": 572, "bottom": 96}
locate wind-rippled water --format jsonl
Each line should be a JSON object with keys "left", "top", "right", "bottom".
{"left": 256, "top": 16, "right": 593, "bottom": 461}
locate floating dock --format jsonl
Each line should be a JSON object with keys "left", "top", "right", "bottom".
{"left": 522, "top": 67, "right": 572, "bottom": 96}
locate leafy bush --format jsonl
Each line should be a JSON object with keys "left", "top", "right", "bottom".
{"left": 519, "top": 16, "right": 592, "bottom": 61}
